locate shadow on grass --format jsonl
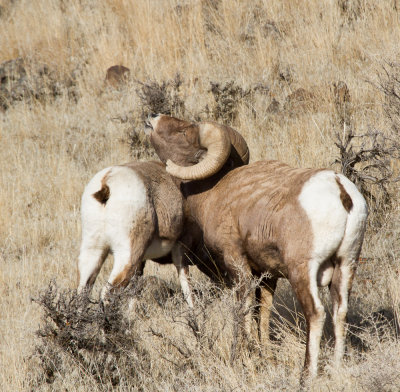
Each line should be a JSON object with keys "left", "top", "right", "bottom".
{"left": 269, "top": 280, "right": 399, "bottom": 354}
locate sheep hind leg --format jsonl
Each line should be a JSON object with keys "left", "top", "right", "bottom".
{"left": 330, "top": 258, "right": 356, "bottom": 367}
{"left": 101, "top": 243, "right": 147, "bottom": 303}
{"left": 290, "top": 262, "right": 326, "bottom": 384}
{"left": 77, "top": 243, "right": 109, "bottom": 295}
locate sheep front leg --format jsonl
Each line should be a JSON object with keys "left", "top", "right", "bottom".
{"left": 257, "top": 276, "right": 278, "bottom": 347}
{"left": 225, "top": 251, "right": 254, "bottom": 364}
{"left": 172, "top": 244, "right": 194, "bottom": 308}
{"left": 225, "top": 251, "right": 254, "bottom": 339}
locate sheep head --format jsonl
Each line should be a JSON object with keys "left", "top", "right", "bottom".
{"left": 147, "top": 114, "right": 249, "bottom": 180}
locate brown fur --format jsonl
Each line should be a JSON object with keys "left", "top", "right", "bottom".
{"left": 123, "top": 161, "right": 184, "bottom": 240}
{"left": 93, "top": 170, "right": 111, "bottom": 204}
{"left": 178, "top": 160, "right": 350, "bottom": 381}
{"left": 150, "top": 119, "right": 206, "bottom": 167}
{"left": 184, "top": 161, "right": 322, "bottom": 281}
{"left": 149, "top": 115, "right": 365, "bottom": 380}
{"left": 336, "top": 176, "right": 353, "bottom": 213}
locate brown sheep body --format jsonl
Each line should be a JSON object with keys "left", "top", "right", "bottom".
{"left": 148, "top": 114, "right": 368, "bottom": 383}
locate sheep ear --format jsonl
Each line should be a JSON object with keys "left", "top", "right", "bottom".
{"left": 166, "top": 123, "right": 231, "bottom": 180}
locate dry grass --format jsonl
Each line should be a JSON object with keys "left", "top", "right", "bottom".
{"left": 0, "top": 0, "right": 399, "bottom": 390}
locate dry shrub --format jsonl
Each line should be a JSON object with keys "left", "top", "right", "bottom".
{"left": 128, "top": 74, "right": 187, "bottom": 161}
{"left": 334, "top": 128, "right": 399, "bottom": 208}
{"left": 208, "top": 81, "right": 269, "bottom": 124}
{"left": 332, "top": 74, "right": 399, "bottom": 224}
{"left": 379, "top": 61, "right": 400, "bottom": 137}
{"left": 201, "top": 0, "right": 221, "bottom": 31}
{"left": 30, "top": 278, "right": 304, "bottom": 391}
{"left": 338, "top": 0, "right": 365, "bottom": 24}
{"left": 31, "top": 276, "right": 400, "bottom": 391}
{"left": 136, "top": 74, "right": 185, "bottom": 118}
{"left": 127, "top": 128, "right": 154, "bottom": 161}
{"left": 31, "top": 281, "right": 150, "bottom": 388}
{"left": 0, "top": 57, "right": 78, "bottom": 111}
{"left": 208, "top": 81, "right": 252, "bottom": 124}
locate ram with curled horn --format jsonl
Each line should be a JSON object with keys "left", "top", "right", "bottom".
{"left": 147, "top": 114, "right": 368, "bottom": 385}
{"left": 77, "top": 116, "right": 249, "bottom": 309}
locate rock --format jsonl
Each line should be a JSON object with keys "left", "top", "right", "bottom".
{"left": 105, "top": 65, "right": 130, "bottom": 87}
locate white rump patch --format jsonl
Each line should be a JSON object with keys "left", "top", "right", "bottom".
{"left": 102, "top": 166, "right": 148, "bottom": 251}
{"left": 334, "top": 174, "right": 368, "bottom": 263}
{"left": 297, "top": 171, "right": 368, "bottom": 377}
{"left": 299, "top": 170, "right": 348, "bottom": 262}
{"left": 299, "top": 170, "right": 348, "bottom": 297}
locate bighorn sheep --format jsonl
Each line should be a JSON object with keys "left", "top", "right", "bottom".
{"left": 77, "top": 161, "right": 192, "bottom": 303}
{"left": 77, "top": 122, "right": 249, "bottom": 304}
{"left": 147, "top": 114, "right": 368, "bottom": 381}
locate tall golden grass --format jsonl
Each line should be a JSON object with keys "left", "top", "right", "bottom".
{"left": 0, "top": 0, "right": 399, "bottom": 390}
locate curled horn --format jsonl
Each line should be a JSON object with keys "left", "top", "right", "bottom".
{"left": 166, "top": 122, "right": 231, "bottom": 180}
{"left": 224, "top": 126, "right": 250, "bottom": 165}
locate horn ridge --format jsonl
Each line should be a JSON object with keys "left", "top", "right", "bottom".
{"left": 166, "top": 122, "right": 231, "bottom": 180}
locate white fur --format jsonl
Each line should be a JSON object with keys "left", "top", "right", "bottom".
{"left": 102, "top": 166, "right": 148, "bottom": 251}
{"left": 299, "top": 170, "right": 348, "bottom": 306}
{"left": 172, "top": 245, "right": 194, "bottom": 308}
{"left": 298, "top": 170, "right": 368, "bottom": 377}
{"left": 299, "top": 171, "right": 349, "bottom": 263}
{"left": 308, "top": 307, "right": 326, "bottom": 378}
{"left": 333, "top": 174, "right": 368, "bottom": 365}
{"left": 78, "top": 167, "right": 113, "bottom": 288}
{"left": 149, "top": 116, "right": 162, "bottom": 131}
{"left": 78, "top": 164, "right": 195, "bottom": 308}
{"left": 335, "top": 173, "right": 368, "bottom": 262}
{"left": 78, "top": 166, "right": 150, "bottom": 293}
